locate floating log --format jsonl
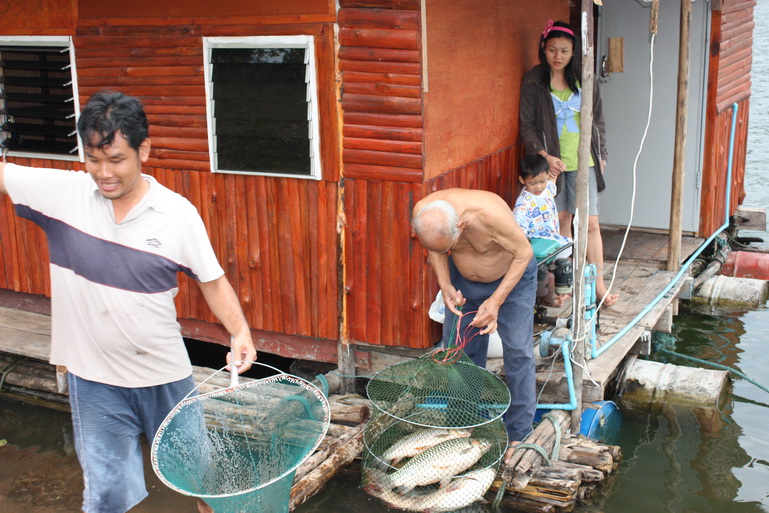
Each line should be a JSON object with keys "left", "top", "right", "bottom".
{"left": 289, "top": 423, "right": 366, "bottom": 511}
{"left": 495, "top": 434, "right": 622, "bottom": 512}
{"left": 503, "top": 410, "right": 570, "bottom": 489}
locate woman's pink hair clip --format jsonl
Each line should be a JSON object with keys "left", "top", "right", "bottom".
{"left": 542, "top": 19, "right": 575, "bottom": 39}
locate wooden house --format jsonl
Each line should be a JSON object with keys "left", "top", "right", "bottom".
{"left": 0, "top": 0, "right": 755, "bottom": 372}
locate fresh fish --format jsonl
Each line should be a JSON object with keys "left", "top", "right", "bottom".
{"left": 422, "top": 467, "right": 496, "bottom": 512}
{"left": 382, "top": 428, "right": 473, "bottom": 465}
{"left": 363, "top": 468, "right": 431, "bottom": 511}
{"left": 362, "top": 467, "right": 496, "bottom": 513}
{"left": 388, "top": 437, "right": 494, "bottom": 494}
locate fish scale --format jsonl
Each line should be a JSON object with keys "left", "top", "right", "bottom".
{"left": 382, "top": 427, "right": 472, "bottom": 465}
{"left": 387, "top": 437, "right": 493, "bottom": 493}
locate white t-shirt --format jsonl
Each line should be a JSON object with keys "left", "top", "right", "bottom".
{"left": 4, "top": 164, "right": 224, "bottom": 387}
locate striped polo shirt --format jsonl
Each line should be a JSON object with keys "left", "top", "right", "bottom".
{"left": 4, "top": 164, "right": 224, "bottom": 387}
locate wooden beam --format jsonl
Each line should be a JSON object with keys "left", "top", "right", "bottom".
{"left": 650, "top": 0, "right": 660, "bottom": 34}
{"left": 573, "top": 0, "right": 594, "bottom": 433}
{"left": 667, "top": 0, "right": 692, "bottom": 272}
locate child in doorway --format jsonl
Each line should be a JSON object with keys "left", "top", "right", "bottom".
{"left": 514, "top": 153, "right": 571, "bottom": 247}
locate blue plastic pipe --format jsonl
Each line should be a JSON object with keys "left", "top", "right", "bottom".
{"left": 536, "top": 337, "right": 579, "bottom": 410}
{"left": 591, "top": 102, "right": 739, "bottom": 358}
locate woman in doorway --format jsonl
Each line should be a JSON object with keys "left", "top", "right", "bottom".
{"left": 519, "top": 19, "right": 619, "bottom": 306}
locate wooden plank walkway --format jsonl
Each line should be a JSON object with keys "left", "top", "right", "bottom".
{"left": 0, "top": 305, "right": 51, "bottom": 361}
{"left": 531, "top": 228, "right": 705, "bottom": 404}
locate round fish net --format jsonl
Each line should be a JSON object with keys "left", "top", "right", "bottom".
{"left": 362, "top": 350, "right": 510, "bottom": 512}
{"left": 151, "top": 364, "right": 330, "bottom": 513}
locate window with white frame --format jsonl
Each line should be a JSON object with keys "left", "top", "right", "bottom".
{"left": 204, "top": 36, "right": 322, "bottom": 179}
{"left": 0, "top": 36, "right": 80, "bottom": 160}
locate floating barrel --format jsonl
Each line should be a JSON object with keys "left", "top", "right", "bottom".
{"left": 721, "top": 251, "right": 769, "bottom": 280}
{"left": 617, "top": 358, "right": 729, "bottom": 410}
{"left": 693, "top": 275, "right": 769, "bottom": 307}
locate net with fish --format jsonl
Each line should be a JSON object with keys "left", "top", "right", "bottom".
{"left": 151, "top": 364, "right": 330, "bottom": 513}
{"left": 362, "top": 350, "right": 510, "bottom": 512}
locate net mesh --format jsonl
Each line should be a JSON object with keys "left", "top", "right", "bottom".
{"left": 362, "top": 350, "right": 509, "bottom": 512}
{"left": 151, "top": 371, "right": 330, "bottom": 513}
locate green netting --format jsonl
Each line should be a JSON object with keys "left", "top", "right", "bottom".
{"left": 362, "top": 350, "right": 509, "bottom": 512}
{"left": 366, "top": 350, "right": 511, "bottom": 428}
{"left": 151, "top": 370, "right": 330, "bottom": 513}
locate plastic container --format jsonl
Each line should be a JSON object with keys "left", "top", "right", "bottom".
{"left": 693, "top": 275, "right": 769, "bottom": 307}
{"left": 720, "top": 251, "right": 769, "bottom": 280}
{"left": 578, "top": 401, "right": 621, "bottom": 444}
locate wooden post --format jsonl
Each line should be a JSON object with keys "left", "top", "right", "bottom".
{"left": 337, "top": 180, "right": 356, "bottom": 393}
{"left": 667, "top": 0, "right": 692, "bottom": 272}
{"left": 572, "top": 1, "right": 594, "bottom": 433}
{"left": 650, "top": 0, "right": 660, "bottom": 35}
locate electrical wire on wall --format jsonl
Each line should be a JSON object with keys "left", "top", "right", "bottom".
{"left": 577, "top": 31, "right": 657, "bottom": 367}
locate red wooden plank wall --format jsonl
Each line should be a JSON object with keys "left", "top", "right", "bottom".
{"left": 715, "top": 0, "right": 755, "bottom": 113}
{"left": 0, "top": 23, "right": 343, "bottom": 352}
{"left": 699, "top": 101, "right": 749, "bottom": 236}
{"left": 339, "top": 0, "right": 430, "bottom": 348}
{"left": 344, "top": 147, "right": 518, "bottom": 349}
{"left": 338, "top": 0, "right": 424, "bottom": 183}
{"left": 699, "top": 0, "right": 751, "bottom": 236}
{"left": 0, "top": 0, "right": 75, "bottom": 33}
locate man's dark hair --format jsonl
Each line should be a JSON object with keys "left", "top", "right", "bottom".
{"left": 77, "top": 91, "right": 149, "bottom": 151}
{"left": 538, "top": 20, "right": 581, "bottom": 94}
{"left": 520, "top": 154, "right": 550, "bottom": 179}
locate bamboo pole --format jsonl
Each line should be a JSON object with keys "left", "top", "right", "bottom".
{"left": 667, "top": 0, "right": 692, "bottom": 272}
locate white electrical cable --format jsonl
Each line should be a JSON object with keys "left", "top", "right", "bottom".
{"left": 572, "top": 31, "right": 656, "bottom": 368}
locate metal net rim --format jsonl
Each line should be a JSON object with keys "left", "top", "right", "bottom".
{"left": 365, "top": 351, "right": 511, "bottom": 412}
{"left": 150, "top": 370, "right": 331, "bottom": 499}
{"left": 367, "top": 398, "right": 508, "bottom": 428}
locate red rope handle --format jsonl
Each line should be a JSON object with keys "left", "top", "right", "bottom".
{"left": 433, "top": 310, "right": 480, "bottom": 364}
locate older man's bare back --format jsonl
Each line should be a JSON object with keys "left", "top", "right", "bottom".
{"left": 413, "top": 188, "right": 531, "bottom": 283}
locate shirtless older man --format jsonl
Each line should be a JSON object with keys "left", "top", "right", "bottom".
{"left": 412, "top": 188, "right": 537, "bottom": 451}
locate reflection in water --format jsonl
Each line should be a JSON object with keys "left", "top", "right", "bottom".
{"left": 596, "top": 300, "right": 768, "bottom": 513}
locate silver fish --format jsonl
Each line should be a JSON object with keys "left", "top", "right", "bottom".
{"left": 382, "top": 428, "right": 473, "bottom": 465}
{"left": 363, "top": 468, "right": 432, "bottom": 511}
{"left": 362, "top": 467, "right": 496, "bottom": 513}
{"left": 388, "top": 437, "right": 494, "bottom": 494}
{"left": 422, "top": 467, "right": 496, "bottom": 512}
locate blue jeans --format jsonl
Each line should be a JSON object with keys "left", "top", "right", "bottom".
{"left": 442, "top": 256, "right": 537, "bottom": 441}
{"left": 68, "top": 373, "right": 196, "bottom": 513}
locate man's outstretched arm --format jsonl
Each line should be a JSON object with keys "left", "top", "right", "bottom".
{"left": 198, "top": 275, "right": 257, "bottom": 373}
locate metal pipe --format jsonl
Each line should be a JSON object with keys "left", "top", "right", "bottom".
{"left": 591, "top": 102, "right": 739, "bottom": 358}
{"left": 537, "top": 337, "right": 578, "bottom": 410}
